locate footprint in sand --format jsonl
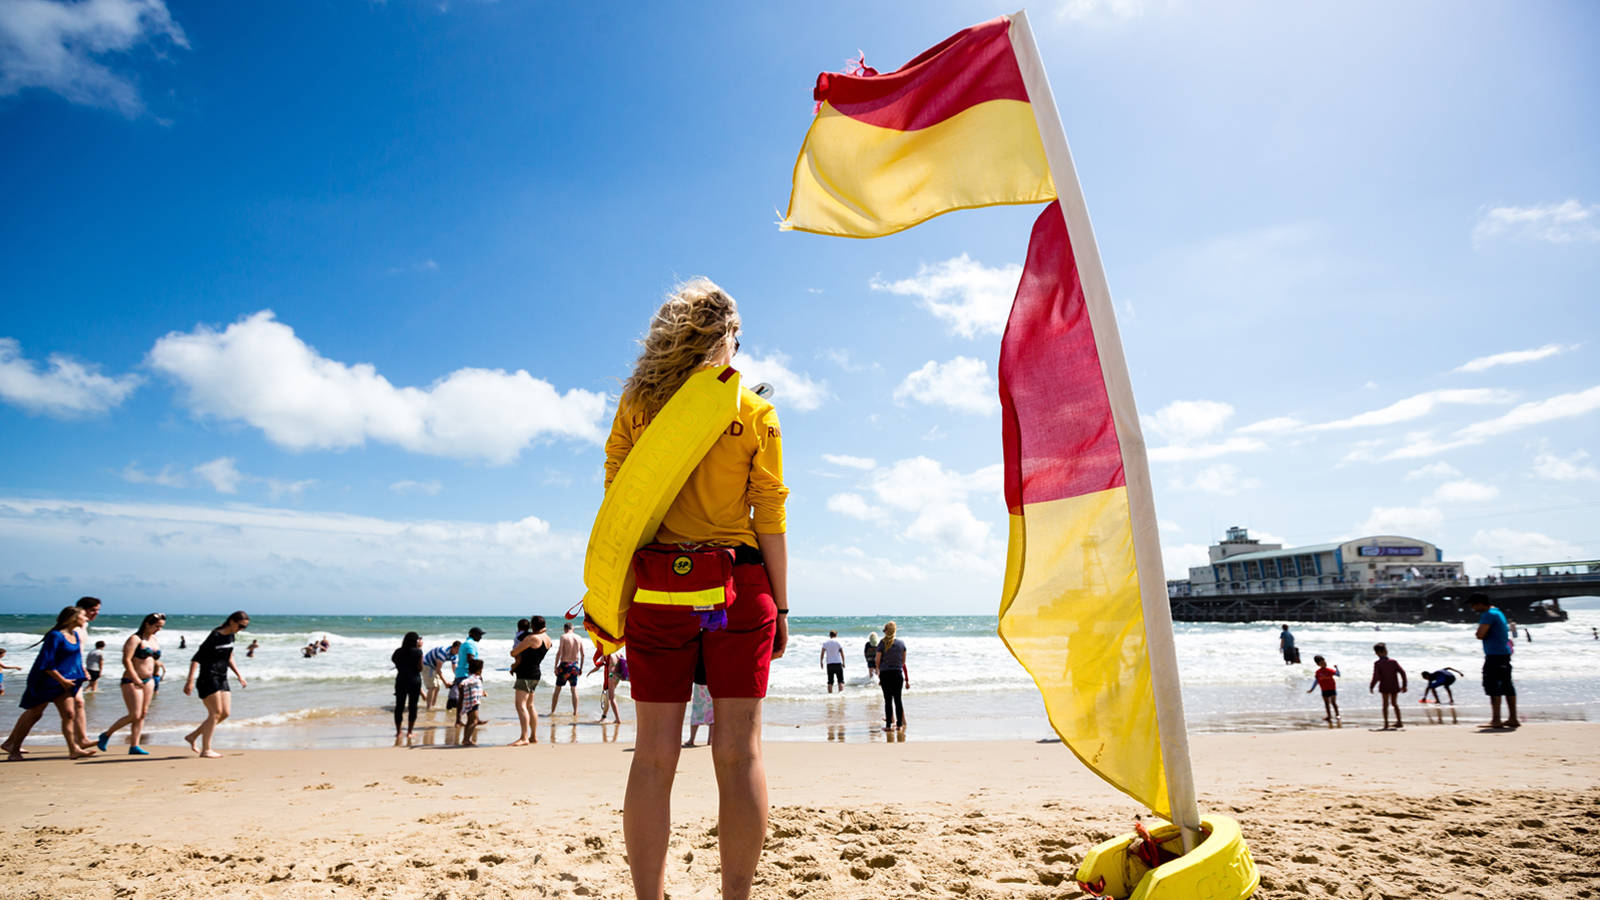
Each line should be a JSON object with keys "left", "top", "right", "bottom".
{"left": 302, "top": 783, "right": 334, "bottom": 791}
{"left": 402, "top": 774, "right": 441, "bottom": 786}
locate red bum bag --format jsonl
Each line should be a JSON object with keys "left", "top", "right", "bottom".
{"left": 631, "top": 544, "right": 737, "bottom": 611}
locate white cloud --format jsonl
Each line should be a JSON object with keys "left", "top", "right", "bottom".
{"left": 831, "top": 546, "right": 928, "bottom": 583}
{"left": 893, "top": 357, "right": 997, "bottom": 415}
{"left": 389, "top": 479, "right": 444, "bottom": 495}
{"left": 866, "top": 456, "right": 1004, "bottom": 561}
{"left": 1144, "top": 399, "right": 1234, "bottom": 444}
{"left": 1454, "top": 343, "right": 1575, "bottom": 373}
{"left": 1309, "top": 388, "right": 1514, "bottom": 431}
{"left": 1532, "top": 450, "right": 1600, "bottom": 482}
{"left": 1473, "top": 200, "right": 1600, "bottom": 245}
{"left": 1235, "top": 416, "right": 1303, "bottom": 435}
{"left": 1404, "top": 461, "right": 1462, "bottom": 481}
{"left": 386, "top": 259, "right": 439, "bottom": 276}
{"left": 264, "top": 478, "right": 317, "bottom": 500}
{"left": 1169, "top": 463, "right": 1260, "bottom": 495}
{"left": 0, "top": 495, "right": 582, "bottom": 608}
{"left": 870, "top": 255, "right": 1020, "bottom": 338}
{"left": 119, "top": 463, "right": 185, "bottom": 488}
{"left": 1471, "top": 528, "right": 1582, "bottom": 564}
{"left": 1058, "top": 0, "right": 1174, "bottom": 23}
{"left": 826, "top": 492, "right": 888, "bottom": 523}
{"left": 821, "top": 454, "right": 876, "bottom": 471}
{"left": 1158, "top": 519, "right": 1183, "bottom": 533}
{"left": 1461, "top": 553, "right": 1496, "bottom": 579}
{"left": 147, "top": 311, "right": 607, "bottom": 464}
{"left": 0, "top": 0, "right": 187, "bottom": 117}
{"left": 1147, "top": 437, "right": 1268, "bottom": 463}
{"left": 733, "top": 349, "right": 828, "bottom": 412}
{"left": 818, "top": 348, "right": 878, "bottom": 373}
{"left": 1455, "top": 384, "right": 1600, "bottom": 443}
{"left": 192, "top": 457, "right": 242, "bottom": 494}
{"left": 0, "top": 337, "right": 141, "bottom": 417}
{"left": 1429, "top": 479, "right": 1499, "bottom": 503}
{"left": 1359, "top": 505, "right": 1444, "bottom": 536}
{"left": 1161, "top": 542, "right": 1209, "bottom": 578}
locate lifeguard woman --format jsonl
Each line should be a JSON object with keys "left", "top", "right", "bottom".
{"left": 608, "top": 278, "right": 789, "bottom": 900}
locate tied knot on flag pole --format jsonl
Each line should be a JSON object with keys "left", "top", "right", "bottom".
{"left": 812, "top": 52, "right": 879, "bottom": 114}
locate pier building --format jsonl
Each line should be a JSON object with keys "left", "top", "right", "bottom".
{"left": 1182, "top": 526, "right": 1464, "bottom": 596}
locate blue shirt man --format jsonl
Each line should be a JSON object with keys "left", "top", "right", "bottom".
{"left": 1470, "top": 593, "right": 1518, "bottom": 728}
{"left": 1477, "top": 605, "right": 1511, "bottom": 655}
{"left": 455, "top": 627, "right": 485, "bottom": 680}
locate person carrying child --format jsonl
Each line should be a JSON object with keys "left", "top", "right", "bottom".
{"left": 1419, "top": 667, "right": 1464, "bottom": 705}
{"left": 1369, "top": 642, "right": 1408, "bottom": 730}
{"left": 1305, "top": 654, "right": 1341, "bottom": 722}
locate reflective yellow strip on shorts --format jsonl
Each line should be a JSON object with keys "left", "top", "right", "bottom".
{"left": 634, "top": 586, "right": 725, "bottom": 608}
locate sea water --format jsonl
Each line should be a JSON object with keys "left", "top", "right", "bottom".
{"left": 1, "top": 610, "right": 1595, "bottom": 749}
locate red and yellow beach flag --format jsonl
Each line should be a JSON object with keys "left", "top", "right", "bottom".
{"left": 783, "top": 12, "right": 1200, "bottom": 841}
{"left": 996, "top": 201, "right": 1166, "bottom": 816}
{"left": 780, "top": 17, "right": 1056, "bottom": 238}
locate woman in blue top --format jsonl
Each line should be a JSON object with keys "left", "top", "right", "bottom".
{"left": 1, "top": 606, "right": 98, "bottom": 760}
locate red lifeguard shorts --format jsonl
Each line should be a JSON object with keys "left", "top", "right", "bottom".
{"left": 625, "top": 562, "right": 777, "bottom": 702}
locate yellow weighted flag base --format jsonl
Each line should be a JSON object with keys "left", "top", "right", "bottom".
{"left": 1075, "top": 815, "right": 1258, "bottom": 900}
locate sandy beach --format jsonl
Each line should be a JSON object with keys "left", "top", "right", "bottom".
{"left": 3, "top": 722, "right": 1597, "bottom": 899}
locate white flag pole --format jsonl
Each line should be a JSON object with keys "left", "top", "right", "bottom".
{"left": 1008, "top": 8, "right": 1204, "bottom": 853}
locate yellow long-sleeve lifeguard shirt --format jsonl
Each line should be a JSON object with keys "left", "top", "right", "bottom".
{"left": 604, "top": 381, "right": 788, "bottom": 549}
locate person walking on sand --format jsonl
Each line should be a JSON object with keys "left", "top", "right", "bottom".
{"left": 548, "top": 623, "right": 585, "bottom": 718}
{"left": 69, "top": 597, "right": 102, "bottom": 749}
{"left": 864, "top": 632, "right": 879, "bottom": 682}
{"left": 96, "top": 613, "right": 166, "bottom": 755}
{"left": 423, "top": 640, "right": 459, "bottom": 709}
{"left": 609, "top": 279, "right": 789, "bottom": 900}
{"left": 509, "top": 616, "right": 552, "bottom": 745}
{"left": 1369, "top": 642, "right": 1408, "bottom": 730}
{"left": 1470, "top": 593, "right": 1519, "bottom": 729}
{"left": 1419, "top": 667, "right": 1464, "bottom": 705}
{"left": 392, "top": 631, "right": 424, "bottom": 739}
{"left": 1305, "top": 654, "right": 1341, "bottom": 722}
{"left": 182, "top": 611, "right": 250, "bottom": 758}
{"left": 1279, "top": 624, "right": 1298, "bottom": 665}
{"left": 876, "top": 622, "right": 908, "bottom": 732}
{"left": 2, "top": 606, "right": 98, "bottom": 760}
{"left": 820, "top": 630, "right": 845, "bottom": 693}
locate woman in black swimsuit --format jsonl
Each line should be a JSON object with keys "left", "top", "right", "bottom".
{"left": 97, "top": 613, "right": 165, "bottom": 756}
{"left": 392, "top": 631, "right": 424, "bottom": 739}
{"left": 183, "top": 610, "right": 250, "bottom": 758}
{"left": 508, "top": 615, "right": 552, "bottom": 746}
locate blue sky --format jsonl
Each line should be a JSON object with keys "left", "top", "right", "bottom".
{"left": 1, "top": 0, "right": 1596, "bottom": 615}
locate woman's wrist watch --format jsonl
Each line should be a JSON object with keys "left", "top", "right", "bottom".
{"left": 776, "top": 609, "right": 789, "bottom": 616}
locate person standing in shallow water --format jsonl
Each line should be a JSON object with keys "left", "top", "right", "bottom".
{"left": 609, "top": 279, "right": 790, "bottom": 900}
{"left": 876, "top": 621, "right": 908, "bottom": 731}
{"left": 392, "top": 631, "right": 424, "bottom": 739}
{"left": 183, "top": 611, "right": 250, "bottom": 758}
{"left": 509, "top": 616, "right": 552, "bottom": 745}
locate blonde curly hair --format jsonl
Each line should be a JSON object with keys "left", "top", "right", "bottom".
{"left": 622, "top": 278, "right": 741, "bottom": 416}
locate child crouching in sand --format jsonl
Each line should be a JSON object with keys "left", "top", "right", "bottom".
{"left": 1369, "top": 643, "right": 1407, "bottom": 730}
{"left": 459, "top": 658, "right": 485, "bottom": 746}
{"left": 1306, "top": 654, "right": 1341, "bottom": 722}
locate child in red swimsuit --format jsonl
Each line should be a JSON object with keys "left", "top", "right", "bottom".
{"left": 1306, "top": 654, "right": 1341, "bottom": 723}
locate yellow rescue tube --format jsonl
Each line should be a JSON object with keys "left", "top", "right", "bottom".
{"left": 1075, "top": 815, "right": 1257, "bottom": 900}
{"left": 580, "top": 366, "right": 742, "bottom": 655}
